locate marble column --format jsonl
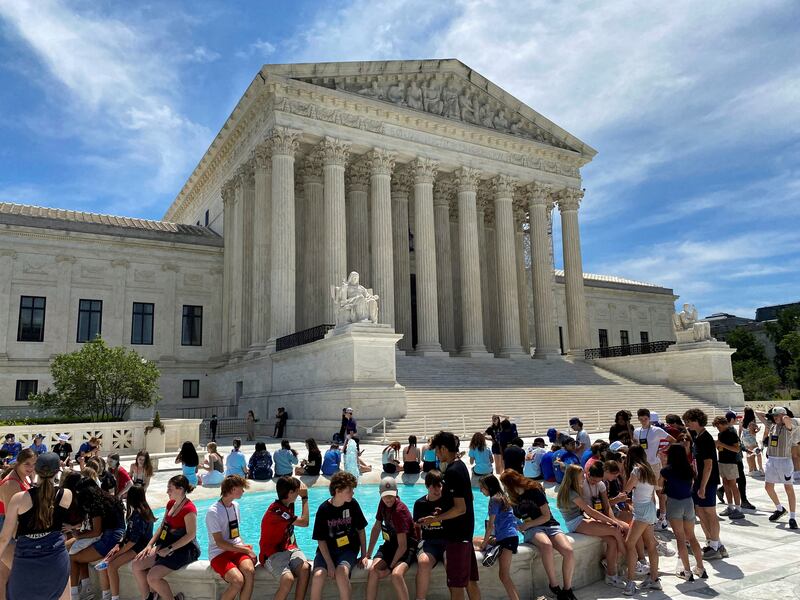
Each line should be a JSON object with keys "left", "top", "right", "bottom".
{"left": 0, "top": 250, "right": 16, "bottom": 358}
{"left": 411, "top": 158, "right": 446, "bottom": 355}
{"left": 485, "top": 218, "right": 499, "bottom": 354}
{"left": 230, "top": 173, "right": 245, "bottom": 352}
{"left": 433, "top": 179, "right": 455, "bottom": 352}
{"left": 221, "top": 181, "right": 235, "bottom": 355}
{"left": 346, "top": 162, "right": 371, "bottom": 286}
{"left": 455, "top": 167, "right": 490, "bottom": 357}
{"left": 492, "top": 175, "right": 525, "bottom": 357}
{"left": 527, "top": 183, "right": 561, "bottom": 358}
{"left": 268, "top": 127, "right": 300, "bottom": 342}
{"left": 476, "top": 192, "right": 492, "bottom": 354}
{"left": 302, "top": 153, "right": 324, "bottom": 329}
{"left": 240, "top": 166, "right": 255, "bottom": 349}
{"left": 367, "top": 149, "right": 396, "bottom": 326}
{"left": 449, "top": 211, "right": 463, "bottom": 352}
{"left": 513, "top": 204, "right": 531, "bottom": 355}
{"left": 321, "top": 137, "right": 350, "bottom": 324}
{"left": 251, "top": 145, "right": 271, "bottom": 348}
{"left": 391, "top": 169, "right": 413, "bottom": 351}
{"left": 559, "top": 187, "right": 590, "bottom": 355}
{"left": 294, "top": 178, "right": 305, "bottom": 331}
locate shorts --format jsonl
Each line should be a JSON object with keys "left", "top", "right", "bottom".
{"left": 693, "top": 482, "right": 718, "bottom": 508}
{"left": 383, "top": 463, "right": 398, "bottom": 474}
{"left": 417, "top": 539, "right": 447, "bottom": 565}
{"left": 564, "top": 515, "right": 584, "bottom": 533}
{"left": 70, "top": 536, "right": 101, "bottom": 555}
{"left": 92, "top": 528, "right": 124, "bottom": 556}
{"left": 211, "top": 550, "right": 253, "bottom": 577}
{"left": 665, "top": 497, "right": 695, "bottom": 522}
{"left": 719, "top": 462, "right": 739, "bottom": 481}
{"left": 265, "top": 548, "right": 307, "bottom": 577}
{"left": 522, "top": 524, "right": 563, "bottom": 543}
{"left": 765, "top": 456, "right": 794, "bottom": 485}
{"left": 154, "top": 541, "right": 200, "bottom": 571}
{"left": 375, "top": 542, "right": 417, "bottom": 566}
{"left": 403, "top": 461, "right": 420, "bottom": 474}
{"left": 445, "top": 541, "right": 479, "bottom": 588}
{"left": 633, "top": 501, "right": 657, "bottom": 525}
{"left": 312, "top": 546, "right": 358, "bottom": 573}
{"left": 422, "top": 461, "right": 437, "bottom": 472}
{"left": 494, "top": 536, "right": 519, "bottom": 553}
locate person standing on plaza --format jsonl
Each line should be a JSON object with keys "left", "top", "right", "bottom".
{"left": 210, "top": 414, "right": 219, "bottom": 443}
{"left": 207, "top": 475, "right": 257, "bottom": 600}
{"left": 245, "top": 410, "right": 257, "bottom": 442}
{"left": 274, "top": 408, "right": 289, "bottom": 439}
{"left": 0, "top": 448, "right": 34, "bottom": 600}
{"left": 569, "top": 418, "right": 591, "bottom": 457}
{"left": 608, "top": 410, "right": 634, "bottom": 446}
{"left": 503, "top": 438, "right": 527, "bottom": 476}
{"left": 259, "top": 477, "right": 311, "bottom": 600}
{"left": 485, "top": 415, "right": 504, "bottom": 473}
{"left": 633, "top": 408, "right": 674, "bottom": 528}
{"left": 0, "top": 452, "right": 72, "bottom": 600}
{"left": 682, "top": 408, "right": 726, "bottom": 559}
{"left": 756, "top": 407, "right": 798, "bottom": 529}
{"left": 712, "top": 416, "right": 745, "bottom": 520}
{"left": 417, "top": 431, "right": 480, "bottom": 600}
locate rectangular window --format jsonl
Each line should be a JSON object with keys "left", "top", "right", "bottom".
{"left": 640, "top": 331, "right": 649, "bottom": 344}
{"left": 131, "top": 302, "right": 154, "bottom": 345}
{"left": 77, "top": 299, "right": 103, "bottom": 343}
{"left": 204, "top": 210, "right": 209, "bottom": 227}
{"left": 599, "top": 328, "right": 609, "bottom": 348}
{"left": 182, "top": 379, "right": 199, "bottom": 398}
{"left": 15, "top": 380, "right": 38, "bottom": 402}
{"left": 620, "top": 330, "right": 630, "bottom": 346}
{"left": 181, "top": 305, "right": 203, "bottom": 346}
{"left": 17, "top": 296, "right": 46, "bottom": 342}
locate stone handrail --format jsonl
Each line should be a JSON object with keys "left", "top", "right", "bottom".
{"left": 0, "top": 419, "right": 202, "bottom": 453}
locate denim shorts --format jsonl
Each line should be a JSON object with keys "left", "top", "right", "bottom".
{"left": 665, "top": 497, "right": 695, "bottom": 522}
{"left": 564, "top": 515, "right": 584, "bottom": 533}
{"left": 633, "top": 501, "right": 657, "bottom": 524}
{"left": 523, "top": 524, "right": 563, "bottom": 543}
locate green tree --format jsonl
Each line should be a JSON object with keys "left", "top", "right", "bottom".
{"left": 732, "top": 359, "right": 781, "bottom": 401}
{"left": 765, "top": 305, "right": 800, "bottom": 385}
{"left": 726, "top": 327, "right": 770, "bottom": 365}
{"left": 29, "top": 338, "right": 161, "bottom": 421}
{"left": 778, "top": 331, "right": 800, "bottom": 389}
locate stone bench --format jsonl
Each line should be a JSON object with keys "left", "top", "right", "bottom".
{"left": 119, "top": 450, "right": 208, "bottom": 473}
{"left": 108, "top": 534, "right": 605, "bottom": 600}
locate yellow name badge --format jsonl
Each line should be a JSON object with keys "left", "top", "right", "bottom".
{"left": 594, "top": 502, "right": 603, "bottom": 511}
{"left": 382, "top": 531, "right": 390, "bottom": 541}
{"left": 336, "top": 535, "right": 349, "bottom": 548}
{"left": 230, "top": 527, "right": 239, "bottom": 538}
{"left": 430, "top": 521, "right": 441, "bottom": 527}
{"left": 640, "top": 442, "right": 648, "bottom": 450}
{"left": 159, "top": 528, "right": 167, "bottom": 541}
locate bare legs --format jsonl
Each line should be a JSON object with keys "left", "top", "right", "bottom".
{"left": 274, "top": 563, "right": 311, "bottom": 600}
{"left": 532, "top": 532, "right": 574, "bottom": 590}
{"left": 625, "top": 521, "right": 658, "bottom": 581}
{"left": 576, "top": 520, "right": 625, "bottom": 576}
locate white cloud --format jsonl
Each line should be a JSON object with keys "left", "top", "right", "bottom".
{"left": 235, "top": 38, "right": 277, "bottom": 59}
{"left": 184, "top": 46, "right": 220, "bottom": 63}
{"left": 0, "top": 0, "right": 211, "bottom": 198}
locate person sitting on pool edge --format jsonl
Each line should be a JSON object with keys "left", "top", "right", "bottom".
{"left": 259, "top": 476, "right": 312, "bottom": 600}
{"left": 309, "top": 471, "right": 368, "bottom": 600}
{"left": 365, "top": 477, "right": 418, "bottom": 600}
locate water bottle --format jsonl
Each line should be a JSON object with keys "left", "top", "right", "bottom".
{"left": 94, "top": 561, "right": 108, "bottom": 571}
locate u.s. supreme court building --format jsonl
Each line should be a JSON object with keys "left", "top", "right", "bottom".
{"left": 0, "top": 60, "right": 680, "bottom": 431}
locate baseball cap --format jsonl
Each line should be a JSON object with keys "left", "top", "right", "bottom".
{"left": 35, "top": 452, "right": 61, "bottom": 477}
{"left": 4, "top": 433, "right": 14, "bottom": 440}
{"left": 649, "top": 411, "right": 660, "bottom": 423}
{"left": 345, "top": 407, "right": 354, "bottom": 414}
{"left": 34, "top": 433, "right": 44, "bottom": 440}
{"left": 771, "top": 406, "right": 787, "bottom": 416}
{"left": 58, "top": 433, "right": 70, "bottom": 441}
{"left": 725, "top": 411, "right": 737, "bottom": 422}
{"left": 379, "top": 477, "right": 398, "bottom": 498}
{"left": 609, "top": 441, "right": 627, "bottom": 452}
{"left": 547, "top": 428, "right": 558, "bottom": 443}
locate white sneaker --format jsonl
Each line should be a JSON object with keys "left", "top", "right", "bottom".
{"left": 659, "top": 518, "right": 670, "bottom": 530}
{"left": 623, "top": 580, "right": 637, "bottom": 596}
{"left": 656, "top": 540, "right": 676, "bottom": 557}
{"left": 605, "top": 574, "right": 626, "bottom": 589}
{"left": 635, "top": 560, "right": 650, "bottom": 576}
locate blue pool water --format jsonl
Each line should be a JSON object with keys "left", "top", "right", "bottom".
{"left": 156, "top": 483, "right": 566, "bottom": 560}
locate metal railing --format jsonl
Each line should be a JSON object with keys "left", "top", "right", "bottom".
{"left": 584, "top": 340, "right": 675, "bottom": 360}
{"left": 179, "top": 404, "right": 237, "bottom": 419}
{"left": 276, "top": 324, "right": 335, "bottom": 352}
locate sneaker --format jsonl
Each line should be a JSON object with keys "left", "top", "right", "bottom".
{"left": 659, "top": 518, "right": 669, "bottom": 530}
{"left": 741, "top": 500, "right": 756, "bottom": 511}
{"left": 728, "top": 509, "right": 746, "bottom": 520}
{"left": 702, "top": 546, "right": 722, "bottom": 560}
{"left": 769, "top": 507, "right": 787, "bottom": 522}
{"left": 605, "top": 574, "right": 626, "bottom": 588}
{"left": 676, "top": 569, "right": 694, "bottom": 581}
{"left": 638, "top": 577, "right": 663, "bottom": 591}
{"left": 693, "top": 566, "right": 708, "bottom": 579}
{"left": 790, "top": 518, "right": 798, "bottom": 530}
{"left": 656, "top": 540, "right": 676, "bottom": 557}
{"left": 635, "top": 560, "right": 650, "bottom": 576}
{"left": 719, "top": 506, "right": 732, "bottom": 517}
{"left": 558, "top": 589, "right": 578, "bottom": 600}
{"left": 719, "top": 545, "right": 729, "bottom": 558}
{"left": 623, "top": 580, "right": 637, "bottom": 596}
{"left": 481, "top": 544, "right": 501, "bottom": 567}
{"left": 549, "top": 585, "right": 562, "bottom": 599}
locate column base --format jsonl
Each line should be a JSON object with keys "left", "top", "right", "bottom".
{"left": 496, "top": 347, "right": 529, "bottom": 359}
{"left": 459, "top": 346, "right": 494, "bottom": 359}
{"left": 566, "top": 349, "right": 586, "bottom": 359}
{"left": 533, "top": 347, "right": 563, "bottom": 360}
{"left": 412, "top": 344, "right": 449, "bottom": 357}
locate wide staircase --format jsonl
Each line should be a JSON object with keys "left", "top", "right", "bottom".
{"left": 360, "top": 354, "right": 727, "bottom": 441}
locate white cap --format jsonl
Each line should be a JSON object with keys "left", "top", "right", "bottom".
{"left": 58, "top": 433, "right": 70, "bottom": 441}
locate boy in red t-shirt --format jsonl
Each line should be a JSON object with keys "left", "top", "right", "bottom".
{"left": 259, "top": 476, "right": 311, "bottom": 600}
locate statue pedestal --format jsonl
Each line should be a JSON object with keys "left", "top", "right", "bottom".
{"left": 269, "top": 323, "right": 405, "bottom": 439}
{"left": 589, "top": 340, "right": 743, "bottom": 406}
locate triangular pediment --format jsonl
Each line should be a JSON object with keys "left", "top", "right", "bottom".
{"left": 262, "top": 59, "right": 595, "bottom": 157}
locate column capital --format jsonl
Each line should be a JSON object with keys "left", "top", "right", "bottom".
{"left": 365, "top": 148, "right": 396, "bottom": 176}
{"left": 491, "top": 174, "right": 516, "bottom": 200}
{"left": 299, "top": 152, "right": 324, "bottom": 184}
{"left": 433, "top": 177, "right": 454, "bottom": 207}
{"left": 252, "top": 143, "right": 272, "bottom": 172}
{"left": 391, "top": 167, "right": 413, "bottom": 196}
{"left": 267, "top": 127, "right": 301, "bottom": 156}
{"left": 454, "top": 167, "right": 480, "bottom": 192}
{"left": 410, "top": 157, "right": 439, "bottom": 184}
{"left": 527, "top": 181, "right": 553, "bottom": 205}
{"left": 346, "top": 161, "right": 370, "bottom": 192}
{"left": 557, "top": 187, "right": 584, "bottom": 212}
{"left": 221, "top": 179, "right": 237, "bottom": 205}
{"left": 236, "top": 161, "right": 255, "bottom": 188}
{"left": 319, "top": 136, "right": 351, "bottom": 167}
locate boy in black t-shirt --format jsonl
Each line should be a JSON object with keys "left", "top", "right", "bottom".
{"left": 309, "top": 471, "right": 368, "bottom": 600}
{"left": 413, "top": 470, "right": 453, "bottom": 600}
{"left": 713, "top": 416, "right": 745, "bottom": 520}
{"left": 417, "top": 431, "right": 479, "bottom": 600}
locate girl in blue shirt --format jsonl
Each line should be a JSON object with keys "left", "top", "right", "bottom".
{"left": 477, "top": 474, "right": 520, "bottom": 600}
{"left": 468, "top": 432, "right": 494, "bottom": 477}
{"left": 273, "top": 439, "right": 299, "bottom": 477}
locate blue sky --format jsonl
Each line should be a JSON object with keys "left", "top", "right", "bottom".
{"left": 0, "top": 1, "right": 798, "bottom": 319}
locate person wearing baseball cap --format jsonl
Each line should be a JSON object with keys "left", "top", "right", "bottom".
{"left": 53, "top": 434, "right": 73, "bottom": 469}
{"left": 365, "top": 477, "right": 418, "bottom": 600}
{"left": 755, "top": 406, "right": 798, "bottom": 528}
{"left": 29, "top": 433, "right": 48, "bottom": 456}
{"left": 0, "top": 452, "right": 73, "bottom": 599}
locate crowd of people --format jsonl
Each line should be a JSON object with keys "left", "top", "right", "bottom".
{"left": 0, "top": 402, "right": 797, "bottom": 600}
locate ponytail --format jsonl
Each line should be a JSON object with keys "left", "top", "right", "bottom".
{"left": 33, "top": 475, "right": 56, "bottom": 530}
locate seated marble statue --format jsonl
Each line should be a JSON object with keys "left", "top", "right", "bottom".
{"left": 672, "top": 303, "right": 713, "bottom": 342}
{"left": 331, "top": 271, "right": 379, "bottom": 326}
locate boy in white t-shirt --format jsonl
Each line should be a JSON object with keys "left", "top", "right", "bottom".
{"left": 634, "top": 409, "right": 675, "bottom": 531}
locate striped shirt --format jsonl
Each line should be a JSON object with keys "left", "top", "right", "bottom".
{"left": 766, "top": 419, "right": 798, "bottom": 458}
